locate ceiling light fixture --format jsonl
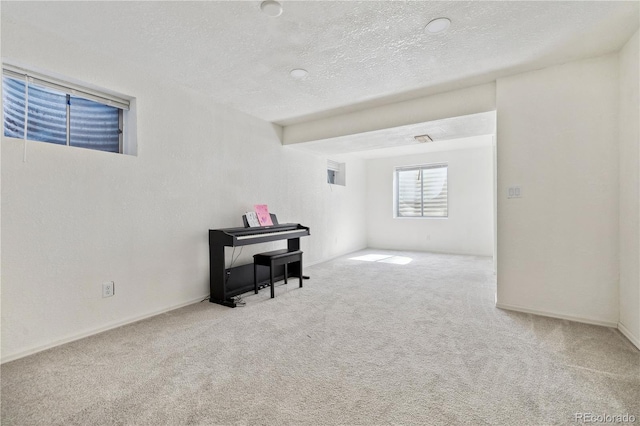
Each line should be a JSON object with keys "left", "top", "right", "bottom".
{"left": 260, "top": 0, "right": 283, "bottom": 17}
{"left": 290, "top": 68, "right": 308, "bottom": 79}
{"left": 414, "top": 134, "right": 434, "bottom": 143}
{"left": 425, "top": 17, "right": 451, "bottom": 34}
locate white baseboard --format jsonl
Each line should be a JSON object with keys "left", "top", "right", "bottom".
{"left": 1, "top": 295, "right": 210, "bottom": 364}
{"left": 495, "top": 302, "right": 618, "bottom": 328}
{"left": 617, "top": 322, "right": 640, "bottom": 351}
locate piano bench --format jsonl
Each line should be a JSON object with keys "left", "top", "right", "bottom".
{"left": 253, "top": 249, "right": 303, "bottom": 299}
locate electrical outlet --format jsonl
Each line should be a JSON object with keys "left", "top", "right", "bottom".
{"left": 102, "top": 281, "right": 115, "bottom": 298}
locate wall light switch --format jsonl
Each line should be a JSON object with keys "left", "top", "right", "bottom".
{"left": 507, "top": 186, "right": 522, "bottom": 199}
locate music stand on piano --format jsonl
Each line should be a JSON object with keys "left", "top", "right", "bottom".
{"left": 242, "top": 213, "right": 279, "bottom": 228}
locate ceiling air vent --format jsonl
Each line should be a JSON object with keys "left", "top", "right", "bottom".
{"left": 414, "top": 134, "right": 434, "bottom": 143}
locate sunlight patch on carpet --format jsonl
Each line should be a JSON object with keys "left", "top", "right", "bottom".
{"left": 379, "top": 256, "right": 412, "bottom": 265}
{"left": 349, "top": 254, "right": 412, "bottom": 265}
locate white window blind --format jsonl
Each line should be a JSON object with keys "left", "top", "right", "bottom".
{"left": 3, "top": 65, "right": 130, "bottom": 110}
{"left": 327, "top": 160, "right": 340, "bottom": 172}
{"left": 2, "top": 65, "right": 130, "bottom": 154}
{"left": 396, "top": 163, "right": 448, "bottom": 218}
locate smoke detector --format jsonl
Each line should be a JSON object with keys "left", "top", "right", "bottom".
{"left": 260, "top": 1, "right": 283, "bottom": 17}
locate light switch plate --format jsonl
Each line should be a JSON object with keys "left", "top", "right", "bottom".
{"left": 507, "top": 186, "right": 522, "bottom": 198}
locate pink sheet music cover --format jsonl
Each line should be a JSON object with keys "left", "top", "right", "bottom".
{"left": 254, "top": 204, "right": 273, "bottom": 226}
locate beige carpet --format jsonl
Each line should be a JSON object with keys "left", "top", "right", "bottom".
{"left": 2, "top": 249, "right": 639, "bottom": 425}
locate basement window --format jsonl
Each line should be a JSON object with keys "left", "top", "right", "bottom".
{"left": 2, "top": 65, "right": 134, "bottom": 155}
{"left": 327, "top": 160, "right": 346, "bottom": 186}
{"left": 395, "top": 163, "right": 448, "bottom": 218}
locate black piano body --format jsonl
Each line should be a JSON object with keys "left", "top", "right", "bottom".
{"left": 209, "top": 223, "right": 310, "bottom": 307}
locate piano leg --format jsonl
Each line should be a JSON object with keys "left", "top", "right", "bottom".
{"left": 287, "top": 237, "right": 310, "bottom": 280}
{"left": 270, "top": 260, "right": 275, "bottom": 298}
{"left": 254, "top": 262, "right": 259, "bottom": 294}
{"left": 299, "top": 254, "right": 303, "bottom": 287}
{"left": 209, "top": 243, "right": 239, "bottom": 307}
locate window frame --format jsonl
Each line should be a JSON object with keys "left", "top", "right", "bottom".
{"left": 2, "top": 64, "right": 131, "bottom": 154}
{"left": 327, "top": 159, "right": 346, "bottom": 186}
{"left": 394, "top": 162, "right": 449, "bottom": 219}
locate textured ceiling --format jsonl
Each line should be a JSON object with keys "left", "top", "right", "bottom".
{"left": 2, "top": 1, "right": 638, "bottom": 126}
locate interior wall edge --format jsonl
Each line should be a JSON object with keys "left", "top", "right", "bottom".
{"left": 0, "top": 294, "right": 210, "bottom": 365}
{"left": 496, "top": 302, "right": 618, "bottom": 329}
{"left": 617, "top": 321, "right": 640, "bottom": 350}
{"left": 366, "top": 245, "right": 493, "bottom": 258}
{"left": 303, "top": 244, "right": 369, "bottom": 269}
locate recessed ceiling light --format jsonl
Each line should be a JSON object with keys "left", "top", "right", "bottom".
{"left": 290, "top": 68, "right": 308, "bottom": 79}
{"left": 425, "top": 17, "right": 451, "bottom": 34}
{"left": 260, "top": 0, "right": 283, "bottom": 17}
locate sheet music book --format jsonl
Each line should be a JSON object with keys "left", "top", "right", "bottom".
{"left": 245, "top": 211, "right": 261, "bottom": 227}
{"left": 254, "top": 204, "right": 273, "bottom": 226}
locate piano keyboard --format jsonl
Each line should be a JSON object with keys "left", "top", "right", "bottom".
{"left": 236, "top": 229, "right": 303, "bottom": 240}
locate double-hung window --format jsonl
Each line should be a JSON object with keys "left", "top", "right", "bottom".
{"left": 395, "top": 163, "right": 448, "bottom": 218}
{"left": 2, "top": 65, "right": 130, "bottom": 154}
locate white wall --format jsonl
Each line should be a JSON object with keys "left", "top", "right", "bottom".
{"left": 366, "top": 137, "right": 494, "bottom": 256}
{"left": 496, "top": 54, "right": 620, "bottom": 326}
{"left": 618, "top": 30, "right": 640, "bottom": 348}
{"left": 0, "top": 19, "right": 368, "bottom": 362}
